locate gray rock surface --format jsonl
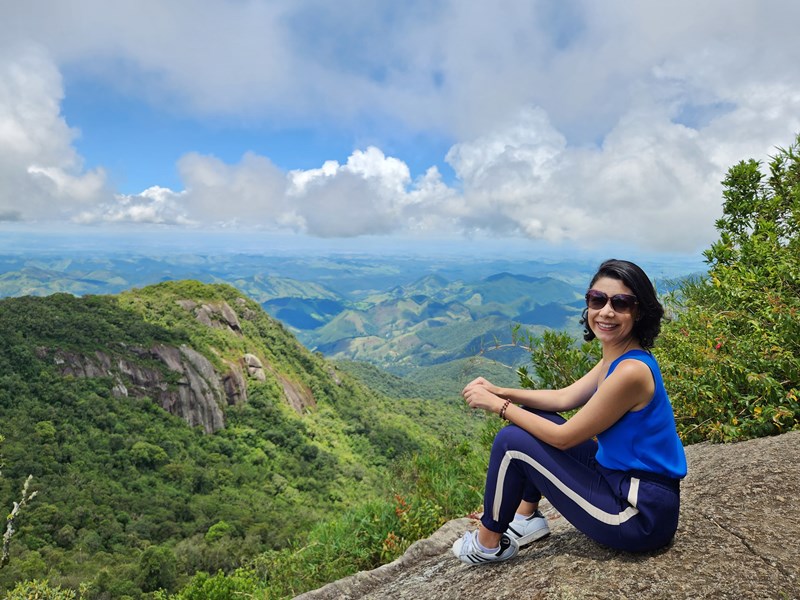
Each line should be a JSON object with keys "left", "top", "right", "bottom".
{"left": 184, "top": 299, "right": 243, "bottom": 334}
{"left": 243, "top": 353, "right": 267, "bottom": 381}
{"left": 278, "top": 373, "right": 317, "bottom": 414}
{"left": 151, "top": 344, "right": 227, "bottom": 433}
{"left": 295, "top": 431, "right": 800, "bottom": 600}
{"left": 49, "top": 296, "right": 299, "bottom": 433}
{"left": 55, "top": 345, "right": 228, "bottom": 433}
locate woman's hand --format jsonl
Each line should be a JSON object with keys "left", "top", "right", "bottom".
{"left": 462, "top": 377, "right": 499, "bottom": 396}
{"left": 462, "top": 379, "right": 504, "bottom": 414}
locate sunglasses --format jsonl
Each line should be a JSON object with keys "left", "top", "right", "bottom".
{"left": 585, "top": 289, "right": 638, "bottom": 313}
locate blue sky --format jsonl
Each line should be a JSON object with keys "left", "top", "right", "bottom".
{"left": 60, "top": 76, "right": 457, "bottom": 195}
{"left": 2, "top": 1, "right": 799, "bottom": 256}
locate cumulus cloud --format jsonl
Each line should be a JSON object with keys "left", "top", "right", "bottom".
{"left": 0, "top": 45, "right": 109, "bottom": 221}
{"left": 285, "top": 147, "right": 410, "bottom": 237}
{"left": 177, "top": 152, "right": 288, "bottom": 227}
{"left": 54, "top": 88, "right": 796, "bottom": 250}
{"left": 2, "top": 1, "right": 800, "bottom": 251}
{"left": 75, "top": 186, "right": 189, "bottom": 225}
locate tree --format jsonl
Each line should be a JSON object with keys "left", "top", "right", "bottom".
{"left": 515, "top": 329, "right": 601, "bottom": 391}
{"left": 657, "top": 134, "right": 800, "bottom": 442}
{"left": 137, "top": 545, "right": 178, "bottom": 593}
{"left": 3, "top": 579, "right": 84, "bottom": 599}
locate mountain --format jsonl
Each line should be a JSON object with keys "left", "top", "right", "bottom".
{"left": 0, "top": 281, "right": 471, "bottom": 595}
{"left": 0, "top": 252, "right": 698, "bottom": 383}
{"left": 291, "top": 272, "right": 583, "bottom": 371}
{"left": 230, "top": 275, "right": 342, "bottom": 304}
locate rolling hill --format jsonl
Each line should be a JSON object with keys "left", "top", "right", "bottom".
{"left": 286, "top": 272, "right": 584, "bottom": 371}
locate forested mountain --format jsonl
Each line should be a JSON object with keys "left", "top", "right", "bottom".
{"left": 0, "top": 251, "right": 702, "bottom": 380}
{"left": 271, "top": 272, "right": 586, "bottom": 372}
{"left": 0, "top": 281, "right": 479, "bottom": 596}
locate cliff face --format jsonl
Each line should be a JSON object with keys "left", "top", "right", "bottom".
{"left": 296, "top": 430, "right": 800, "bottom": 600}
{"left": 46, "top": 296, "right": 316, "bottom": 433}
{"left": 53, "top": 343, "right": 230, "bottom": 433}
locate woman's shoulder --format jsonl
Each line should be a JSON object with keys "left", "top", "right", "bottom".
{"left": 608, "top": 349, "right": 654, "bottom": 371}
{"left": 609, "top": 356, "right": 654, "bottom": 386}
{"left": 608, "top": 354, "right": 659, "bottom": 411}
{"left": 609, "top": 349, "right": 656, "bottom": 382}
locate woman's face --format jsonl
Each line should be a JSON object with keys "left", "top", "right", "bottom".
{"left": 586, "top": 276, "right": 639, "bottom": 348}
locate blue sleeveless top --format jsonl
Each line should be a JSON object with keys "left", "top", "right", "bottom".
{"left": 595, "top": 350, "right": 687, "bottom": 479}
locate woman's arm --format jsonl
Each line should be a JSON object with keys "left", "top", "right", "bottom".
{"left": 463, "top": 359, "right": 654, "bottom": 450}
{"left": 463, "top": 362, "right": 602, "bottom": 413}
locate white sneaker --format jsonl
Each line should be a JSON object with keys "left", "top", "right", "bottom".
{"left": 452, "top": 530, "right": 519, "bottom": 566}
{"left": 505, "top": 509, "right": 550, "bottom": 546}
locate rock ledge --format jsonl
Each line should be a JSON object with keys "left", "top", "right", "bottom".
{"left": 296, "top": 431, "right": 800, "bottom": 600}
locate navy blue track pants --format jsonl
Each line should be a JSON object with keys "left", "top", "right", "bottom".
{"left": 481, "top": 410, "right": 680, "bottom": 552}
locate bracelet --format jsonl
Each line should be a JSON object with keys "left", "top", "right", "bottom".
{"left": 499, "top": 400, "right": 511, "bottom": 420}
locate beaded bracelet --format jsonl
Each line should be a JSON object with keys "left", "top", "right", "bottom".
{"left": 499, "top": 400, "right": 511, "bottom": 420}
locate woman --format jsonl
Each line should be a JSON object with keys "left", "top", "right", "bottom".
{"left": 453, "top": 259, "right": 687, "bottom": 565}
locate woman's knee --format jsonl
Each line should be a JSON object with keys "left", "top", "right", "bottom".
{"left": 492, "top": 424, "right": 541, "bottom": 453}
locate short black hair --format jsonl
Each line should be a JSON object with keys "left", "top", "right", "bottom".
{"left": 580, "top": 259, "right": 664, "bottom": 349}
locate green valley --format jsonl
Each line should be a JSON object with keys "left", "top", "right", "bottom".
{"left": 0, "top": 281, "right": 483, "bottom": 597}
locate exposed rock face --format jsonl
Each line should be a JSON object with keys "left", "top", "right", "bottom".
{"left": 176, "top": 299, "right": 243, "bottom": 335}
{"left": 51, "top": 295, "right": 320, "bottom": 431}
{"left": 277, "top": 373, "right": 316, "bottom": 414}
{"left": 151, "top": 344, "right": 227, "bottom": 433}
{"left": 295, "top": 431, "right": 800, "bottom": 600}
{"left": 55, "top": 345, "right": 227, "bottom": 433}
{"left": 243, "top": 353, "right": 267, "bottom": 381}
{"left": 222, "top": 359, "right": 248, "bottom": 405}
{"left": 242, "top": 352, "right": 316, "bottom": 414}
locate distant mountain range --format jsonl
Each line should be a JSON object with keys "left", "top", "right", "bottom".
{"left": 287, "top": 272, "right": 585, "bottom": 373}
{"left": 0, "top": 251, "right": 703, "bottom": 374}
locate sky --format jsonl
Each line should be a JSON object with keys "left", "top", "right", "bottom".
{"left": 1, "top": 0, "right": 799, "bottom": 257}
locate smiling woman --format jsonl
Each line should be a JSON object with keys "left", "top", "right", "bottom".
{"left": 454, "top": 258, "right": 686, "bottom": 565}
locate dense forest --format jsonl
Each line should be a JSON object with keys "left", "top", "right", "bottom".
{"left": 0, "top": 280, "right": 486, "bottom": 597}
{"left": 1, "top": 135, "right": 799, "bottom": 599}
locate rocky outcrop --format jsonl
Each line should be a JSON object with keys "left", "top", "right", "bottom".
{"left": 222, "top": 359, "right": 248, "bottom": 405}
{"left": 55, "top": 345, "right": 227, "bottom": 433}
{"left": 295, "top": 431, "right": 800, "bottom": 600}
{"left": 243, "top": 353, "right": 267, "bottom": 381}
{"left": 242, "top": 352, "right": 316, "bottom": 414}
{"left": 151, "top": 344, "right": 227, "bottom": 432}
{"left": 176, "top": 299, "right": 243, "bottom": 335}
{"left": 50, "top": 295, "right": 321, "bottom": 430}
{"left": 277, "top": 373, "right": 317, "bottom": 414}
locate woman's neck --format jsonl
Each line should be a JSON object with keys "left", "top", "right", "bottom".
{"left": 601, "top": 337, "right": 642, "bottom": 364}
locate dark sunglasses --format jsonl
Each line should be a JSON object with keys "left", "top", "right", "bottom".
{"left": 585, "top": 289, "right": 638, "bottom": 313}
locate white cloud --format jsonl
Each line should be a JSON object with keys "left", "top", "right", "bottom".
{"left": 177, "top": 152, "right": 288, "bottom": 227}
{"left": 75, "top": 186, "right": 190, "bottom": 225}
{"left": 1, "top": 1, "right": 800, "bottom": 251}
{"left": 3, "top": 0, "right": 800, "bottom": 136}
{"left": 0, "top": 45, "right": 109, "bottom": 221}
{"left": 286, "top": 147, "right": 414, "bottom": 237}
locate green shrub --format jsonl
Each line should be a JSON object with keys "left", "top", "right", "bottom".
{"left": 137, "top": 545, "right": 178, "bottom": 593}
{"left": 155, "top": 569, "right": 258, "bottom": 600}
{"left": 3, "top": 579, "right": 84, "bottom": 599}
{"left": 658, "top": 134, "right": 800, "bottom": 442}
